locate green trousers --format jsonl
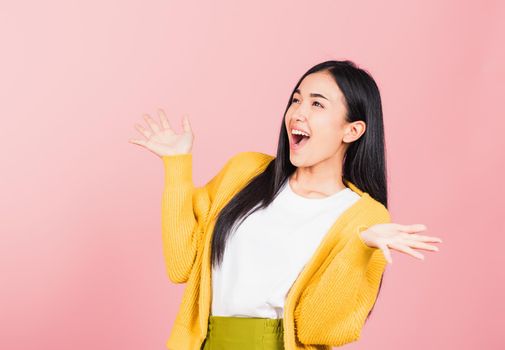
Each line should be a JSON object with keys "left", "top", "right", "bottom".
{"left": 200, "top": 315, "right": 285, "bottom": 350}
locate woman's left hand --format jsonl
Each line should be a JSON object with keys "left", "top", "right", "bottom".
{"left": 360, "top": 223, "right": 443, "bottom": 264}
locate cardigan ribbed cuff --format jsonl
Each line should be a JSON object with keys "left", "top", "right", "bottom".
{"left": 162, "top": 153, "right": 193, "bottom": 187}
{"left": 356, "top": 224, "right": 379, "bottom": 254}
{"left": 352, "top": 225, "right": 387, "bottom": 278}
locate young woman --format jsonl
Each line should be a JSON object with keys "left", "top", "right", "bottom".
{"left": 129, "top": 60, "right": 443, "bottom": 350}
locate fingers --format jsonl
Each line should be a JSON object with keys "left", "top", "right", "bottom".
{"left": 397, "top": 224, "right": 443, "bottom": 244}
{"left": 398, "top": 237, "right": 440, "bottom": 251}
{"left": 129, "top": 138, "right": 147, "bottom": 146}
{"left": 379, "top": 223, "right": 443, "bottom": 264}
{"left": 134, "top": 123, "right": 152, "bottom": 139}
{"left": 378, "top": 243, "right": 393, "bottom": 264}
{"left": 397, "top": 224, "right": 427, "bottom": 233}
{"left": 181, "top": 113, "right": 192, "bottom": 134}
{"left": 129, "top": 109, "right": 191, "bottom": 148}
{"left": 158, "top": 108, "right": 173, "bottom": 132}
{"left": 401, "top": 233, "right": 443, "bottom": 243}
{"left": 143, "top": 113, "right": 161, "bottom": 133}
{"left": 132, "top": 109, "right": 171, "bottom": 141}
{"left": 388, "top": 242, "right": 425, "bottom": 260}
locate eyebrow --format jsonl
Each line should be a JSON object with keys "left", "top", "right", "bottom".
{"left": 294, "top": 88, "right": 329, "bottom": 101}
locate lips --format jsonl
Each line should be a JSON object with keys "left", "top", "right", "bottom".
{"left": 288, "top": 123, "right": 311, "bottom": 150}
{"left": 290, "top": 125, "right": 311, "bottom": 136}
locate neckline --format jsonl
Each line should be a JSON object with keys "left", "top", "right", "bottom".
{"left": 284, "top": 179, "right": 353, "bottom": 206}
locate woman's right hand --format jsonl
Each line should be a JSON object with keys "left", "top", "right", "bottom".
{"left": 129, "top": 108, "right": 194, "bottom": 157}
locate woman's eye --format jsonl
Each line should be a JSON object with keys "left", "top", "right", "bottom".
{"left": 291, "top": 97, "right": 323, "bottom": 108}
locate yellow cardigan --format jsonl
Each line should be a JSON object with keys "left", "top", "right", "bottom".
{"left": 161, "top": 151, "right": 391, "bottom": 350}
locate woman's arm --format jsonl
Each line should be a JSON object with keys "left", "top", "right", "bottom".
{"left": 294, "top": 209, "right": 390, "bottom": 346}
{"left": 161, "top": 152, "right": 235, "bottom": 284}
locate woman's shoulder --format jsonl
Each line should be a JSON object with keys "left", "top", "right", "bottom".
{"left": 223, "top": 151, "right": 275, "bottom": 174}
{"left": 211, "top": 151, "right": 274, "bottom": 187}
{"left": 230, "top": 151, "right": 275, "bottom": 165}
{"left": 359, "top": 194, "right": 392, "bottom": 225}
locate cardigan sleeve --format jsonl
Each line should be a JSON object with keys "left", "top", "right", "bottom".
{"left": 160, "top": 152, "right": 236, "bottom": 284}
{"left": 294, "top": 207, "right": 391, "bottom": 346}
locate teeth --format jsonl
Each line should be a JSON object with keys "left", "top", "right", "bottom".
{"left": 291, "top": 129, "right": 310, "bottom": 137}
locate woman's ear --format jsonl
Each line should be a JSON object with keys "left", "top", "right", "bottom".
{"left": 343, "top": 120, "right": 366, "bottom": 143}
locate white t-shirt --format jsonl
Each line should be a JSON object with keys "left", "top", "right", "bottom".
{"left": 211, "top": 179, "right": 362, "bottom": 319}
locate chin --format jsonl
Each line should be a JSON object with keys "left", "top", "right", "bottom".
{"left": 289, "top": 154, "right": 305, "bottom": 166}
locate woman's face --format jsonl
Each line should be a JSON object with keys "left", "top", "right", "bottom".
{"left": 284, "top": 70, "right": 363, "bottom": 167}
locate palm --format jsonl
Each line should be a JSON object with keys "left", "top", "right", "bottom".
{"left": 361, "top": 223, "right": 443, "bottom": 264}
{"left": 129, "top": 108, "right": 194, "bottom": 157}
{"left": 146, "top": 128, "right": 192, "bottom": 156}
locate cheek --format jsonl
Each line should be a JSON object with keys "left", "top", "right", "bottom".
{"left": 316, "top": 129, "right": 342, "bottom": 148}
{"left": 284, "top": 112, "right": 290, "bottom": 128}
{"left": 312, "top": 118, "right": 342, "bottom": 141}
{"left": 310, "top": 121, "right": 346, "bottom": 153}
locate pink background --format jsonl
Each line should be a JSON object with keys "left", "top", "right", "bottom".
{"left": 1, "top": 1, "right": 503, "bottom": 349}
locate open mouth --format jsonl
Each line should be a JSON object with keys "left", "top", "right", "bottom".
{"left": 291, "top": 133, "right": 310, "bottom": 149}
{"left": 293, "top": 133, "right": 307, "bottom": 144}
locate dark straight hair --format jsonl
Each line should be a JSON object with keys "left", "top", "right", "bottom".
{"left": 210, "top": 59, "right": 388, "bottom": 320}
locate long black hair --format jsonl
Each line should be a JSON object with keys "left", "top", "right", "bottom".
{"left": 211, "top": 59, "right": 388, "bottom": 320}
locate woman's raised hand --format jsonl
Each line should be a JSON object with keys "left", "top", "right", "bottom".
{"left": 360, "top": 223, "right": 443, "bottom": 264}
{"left": 129, "top": 108, "right": 194, "bottom": 157}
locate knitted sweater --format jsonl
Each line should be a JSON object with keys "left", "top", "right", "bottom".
{"left": 161, "top": 151, "right": 391, "bottom": 350}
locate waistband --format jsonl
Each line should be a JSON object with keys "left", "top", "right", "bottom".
{"left": 207, "top": 315, "right": 284, "bottom": 337}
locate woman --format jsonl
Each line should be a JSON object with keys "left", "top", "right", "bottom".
{"left": 129, "top": 60, "right": 443, "bottom": 350}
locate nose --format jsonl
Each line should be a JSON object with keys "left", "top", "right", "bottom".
{"left": 292, "top": 107, "right": 307, "bottom": 120}
{"left": 293, "top": 113, "right": 306, "bottom": 122}
{"left": 292, "top": 103, "right": 309, "bottom": 121}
